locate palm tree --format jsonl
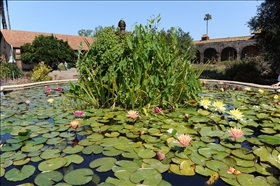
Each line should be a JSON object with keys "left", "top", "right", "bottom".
{"left": 5, "top": 0, "right": 11, "bottom": 29}
{"left": 204, "top": 14, "right": 212, "bottom": 35}
{"left": 0, "top": 0, "right": 7, "bottom": 29}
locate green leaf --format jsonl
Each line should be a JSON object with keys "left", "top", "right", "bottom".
{"left": 5, "top": 165, "right": 35, "bottom": 181}
{"left": 35, "top": 171, "right": 63, "bottom": 186}
{"left": 64, "top": 168, "right": 93, "bottom": 185}
{"left": 130, "top": 168, "right": 162, "bottom": 185}
{"left": 89, "top": 157, "right": 117, "bottom": 172}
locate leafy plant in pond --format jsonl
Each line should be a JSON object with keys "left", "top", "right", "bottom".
{"left": 69, "top": 15, "right": 202, "bottom": 109}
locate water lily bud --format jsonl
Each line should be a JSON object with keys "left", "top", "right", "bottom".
{"left": 70, "top": 120, "right": 79, "bottom": 130}
{"left": 184, "top": 113, "right": 189, "bottom": 119}
{"left": 156, "top": 151, "right": 165, "bottom": 160}
{"left": 140, "top": 131, "right": 145, "bottom": 135}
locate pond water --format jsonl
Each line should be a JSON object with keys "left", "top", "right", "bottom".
{"left": 0, "top": 82, "right": 279, "bottom": 186}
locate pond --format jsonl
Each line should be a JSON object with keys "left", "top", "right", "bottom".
{"left": 0, "top": 82, "right": 279, "bottom": 186}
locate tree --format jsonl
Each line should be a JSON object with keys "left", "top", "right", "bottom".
{"left": 20, "top": 35, "right": 77, "bottom": 67}
{"left": 161, "top": 27, "right": 197, "bottom": 59}
{"left": 78, "top": 29, "right": 94, "bottom": 37}
{"left": 247, "top": 0, "right": 280, "bottom": 69}
{"left": 204, "top": 14, "right": 212, "bottom": 35}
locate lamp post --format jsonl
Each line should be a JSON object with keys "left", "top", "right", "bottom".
{"left": 8, "top": 45, "right": 16, "bottom": 80}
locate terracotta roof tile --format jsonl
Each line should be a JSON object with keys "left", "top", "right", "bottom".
{"left": 194, "top": 36, "right": 255, "bottom": 44}
{"left": 0, "top": 29, "right": 96, "bottom": 50}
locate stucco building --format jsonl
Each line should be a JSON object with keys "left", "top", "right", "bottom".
{"left": 194, "top": 31, "right": 261, "bottom": 63}
{"left": 0, "top": 29, "right": 95, "bottom": 69}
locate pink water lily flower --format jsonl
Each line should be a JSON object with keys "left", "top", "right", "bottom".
{"left": 228, "top": 127, "right": 244, "bottom": 139}
{"left": 126, "top": 110, "right": 139, "bottom": 119}
{"left": 55, "top": 86, "right": 63, "bottom": 91}
{"left": 177, "top": 134, "right": 192, "bottom": 147}
{"left": 70, "top": 120, "right": 80, "bottom": 130}
{"left": 74, "top": 110, "right": 84, "bottom": 117}
{"left": 45, "top": 86, "right": 51, "bottom": 92}
{"left": 227, "top": 167, "right": 235, "bottom": 174}
{"left": 25, "top": 100, "right": 30, "bottom": 104}
{"left": 156, "top": 151, "right": 165, "bottom": 160}
{"left": 153, "top": 107, "right": 162, "bottom": 113}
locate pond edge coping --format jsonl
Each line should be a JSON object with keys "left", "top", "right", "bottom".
{"left": 0, "top": 78, "right": 279, "bottom": 92}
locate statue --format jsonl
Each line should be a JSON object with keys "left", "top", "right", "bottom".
{"left": 118, "top": 19, "right": 126, "bottom": 34}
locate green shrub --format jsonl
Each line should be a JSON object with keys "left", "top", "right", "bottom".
{"left": 0, "top": 63, "right": 24, "bottom": 79}
{"left": 70, "top": 15, "right": 202, "bottom": 109}
{"left": 31, "top": 64, "right": 52, "bottom": 82}
{"left": 224, "top": 56, "right": 267, "bottom": 83}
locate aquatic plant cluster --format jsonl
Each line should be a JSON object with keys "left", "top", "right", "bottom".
{"left": 0, "top": 82, "right": 279, "bottom": 186}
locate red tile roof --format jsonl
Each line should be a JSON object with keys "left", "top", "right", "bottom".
{"left": 194, "top": 35, "right": 255, "bottom": 44}
{"left": 0, "top": 29, "right": 96, "bottom": 50}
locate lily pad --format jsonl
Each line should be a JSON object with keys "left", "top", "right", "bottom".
{"left": 237, "top": 174, "right": 268, "bottom": 186}
{"left": 38, "top": 157, "right": 67, "bottom": 172}
{"left": 130, "top": 168, "right": 162, "bottom": 185}
{"left": 142, "top": 159, "right": 169, "bottom": 173}
{"left": 137, "top": 148, "right": 156, "bottom": 159}
{"left": 258, "top": 135, "right": 280, "bottom": 145}
{"left": 34, "top": 171, "right": 63, "bottom": 186}
{"left": 64, "top": 154, "right": 84, "bottom": 166}
{"left": 64, "top": 168, "right": 93, "bottom": 185}
{"left": 112, "top": 160, "right": 140, "bottom": 173}
{"left": 89, "top": 157, "right": 117, "bottom": 172}
{"left": 5, "top": 165, "right": 35, "bottom": 181}
{"left": 40, "top": 149, "right": 61, "bottom": 159}
{"left": 62, "top": 145, "right": 84, "bottom": 154}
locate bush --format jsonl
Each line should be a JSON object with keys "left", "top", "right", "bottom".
{"left": 31, "top": 64, "right": 52, "bottom": 82}
{"left": 71, "top": 15, "right": 202, "bottom": 109}
{"left": 57, "top": 63, "right": 66, "bottom": 71}
{"left": 224, "top": 56, "right": 267, "bottom": 83}
{"left": 0, "top": 63, "right": 24, "bottom": 79}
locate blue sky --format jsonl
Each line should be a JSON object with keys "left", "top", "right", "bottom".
{"left": 8, "top": 1, "right": 263, "bottom": 41}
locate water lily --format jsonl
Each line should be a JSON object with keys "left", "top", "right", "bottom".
{"left": 47, "top": 98, "right": 54, "bottom": 104}
{"left": 228, "top": 127, "right": 244, "bottom": 139}
{"left": 153, "top": 107, "right": 162, "bottom": 113}
{"left": 74, "top": 110, "right": 84, "bottom": 117}
{"left": 258, "top": 89, "right": 264, "bottom": 94}
{"left": 229, "top": 108, "right": 243, "bottom": 120}
{"left": 55, "top": 86, "right": 63, "bottom": 91}
{"left": 45, "top": 86, "right": 51, "bottom": 92}
{"left": 274, "top": 95, "right": 278, "bottom": 99}
{"left": 127, "top": 110, "right": 139, "bottom": 119}
{"left": 227, "top": 167, "right": 235, "bottom": 174}
{"left": 25, "top": 100, "right": 30, "bottom": 104}
{"left": 70, "top": 120, "right": 79, "bottom": 130}
{"left": 184, "top": 113, "right": 189, "bottom": 119}
{"left": 199, "top": 99, "right": 211, "bottom": 109}
{"left": 177, "top": 134, "right": 192, "bottom": 147}
{"left": 156, "top": 151, "right": 165, "bottom": 160}
{"left": 244, "top": 87, "right": 251, "bottom": 91}
{"left": 212, "top": 101, "right": 226, "bottom": 113}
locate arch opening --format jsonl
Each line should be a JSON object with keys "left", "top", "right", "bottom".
{"left": 221, "top": 47, "right": 237, "bottom": 61}
{"left": 241, "top": 45, "right": 260, "bottom": 59}
{"left": 204, "top": 48, "right": 218, "bottom": 63}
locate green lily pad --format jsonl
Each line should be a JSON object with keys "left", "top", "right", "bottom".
{"left": 112, "top": 160, "right": 140, "bottom": 173}
{"left": 103, "top": 146, "right": 122, "bottom": 156}
{"left": 137, "top": 148, "right": 156, "bottom": 159}
{"left": 198, "top": 148, "right": 218, "bottom": 158}
{"left": 40, "top": 149, "right": 61, "bottom": 159}
{"left": 142, "top": 159, "right": 170, "bottom": 173}
{"left": 206, "top": 160, "right": 228, "bottom": 172}
{"left": 89, "top": 157, "right": 117, "bottom": 172}
{"left": 237, "top": 174, "right": 268, "bottom": 186}
{"left": 179, "top": 160, "right": 195, "bottom": 176}
{"left": 13, "top": 158, "right": 31, "bottom": 166}
{"left": 87, "top": 133, "right": 104, "bottom": 142}
{"left": 253, "top": 146, "right": 280, "bottom": 168}
{"left": 258, "top": 135, "right": 280, "bottom": 145}
{"left": 5, "top": 165, "right": 35, "bottom": 181}
{"left": 21, "top": 143, "right": 44, "bottom": 152}
{"left": 42, "top": 132, "right": 60, "bottom": 138}
{"left": 26, "top": 137, "right": 47, "bottom": 145}
{"left": 1, "top": 143, "right": 22, "bottom": 152}
{"left": 34, "top": 171, "right": 63, "bottom": 186}
{"left": 12, "top": 152, "right": 27, "bottom": 160}
{"left": 38, "top": 157, "right": 67, "bottom": 172}
{"left": 64, "top": 154, "right": 84, "bottom": 166}
{"left": 62, "top": 145, "right": 84, "bottom": 154}
{"left": 130, "top": 168, "right": 162, "bottom": 185}
{"left": 0, "top": 166, "right": 5, "bottom": 177}
{"left": 195, "top": 165, "right": 216, "bottom": 176}
{"left": 231, "top": 149, "right": 255, "bottom": 160}
{"left": 82, "top": 145, "right": 103, "bottom": 155}
{"left": 64, "top": 168, "right": 93, "bottom": 185}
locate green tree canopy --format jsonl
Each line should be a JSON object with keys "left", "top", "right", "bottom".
{"left": 78, "top": 29, "right": 94, "bottom": 37}
{"left": 20, "top": 35, "right": 77, "bottom": 67}
{"left": 247, "top": 0, "right": 280, "bottom": 68}
{"left": 160, "top": 27, "right": 197, "bottom": 60}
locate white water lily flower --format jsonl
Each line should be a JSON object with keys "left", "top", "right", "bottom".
{"left": 244, "top": 87, "right": 251, "bottom": 91}
{"left": 213, "top": 101, "right": 226, "bottom": 113}
{"left": 199, "top": 99, "right": 211, "bottom": 109}
{"left": 229, "top": 109, "right": 244, "bottom": 120}
{"left": 258, "top": 89, "right": 264, "bottom": 94}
